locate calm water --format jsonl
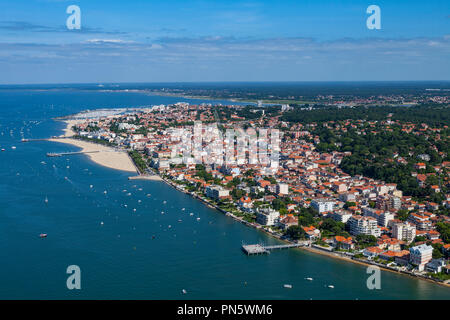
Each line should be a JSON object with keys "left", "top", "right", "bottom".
{"left": 0, "top": 89, "right": 449, "bottom": 299}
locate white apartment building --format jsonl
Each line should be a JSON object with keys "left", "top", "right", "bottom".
{"left": 392, "top": 222, "right": 416, "bottom": 243}
{"left": 205, "top": 185, "right": 230, "bottom": 200}
{"left": 391, "top": 197, "right": 402, "bottom": 210}
{"left": 256, "top": 208, "right": 280, "bottom": 226}
{"left": 348, "top": 215, "right": 381, "bottom": 237}
{"left": 379, "top": 212, "right": 395, "bottom": 227}
{"left": 311, "top": 198, "right": 335, "bottom": 213}
{"left": 330, "top": 210, "right": 353, "bottom": 224}
{"left": 363, "top": 208, "right": 395, "bottom": 227}
{"left": 409, "top": 244, "right": 433, "bottom": 271}
{"left": 276, "top": 183, "right": 289, "bottom": 195}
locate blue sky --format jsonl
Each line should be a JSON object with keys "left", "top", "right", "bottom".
{"left": 0, "top": 0, "right": 449, "bottom": 83}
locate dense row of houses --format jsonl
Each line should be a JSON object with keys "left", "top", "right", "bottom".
{"left": 72, "top": 103, "right": 450, "bottom": 275}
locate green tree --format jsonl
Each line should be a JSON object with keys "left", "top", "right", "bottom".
{"left": 285, "top": 225, "right": 306, "bottom": 240}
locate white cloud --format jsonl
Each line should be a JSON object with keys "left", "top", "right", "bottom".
{"left": 85, "top": 39, "right": 133, "bottom": 44}
{"left": 1, "top": 35, "right": 449, "bottom": 82}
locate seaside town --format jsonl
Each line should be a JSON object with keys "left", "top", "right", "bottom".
{"left": 65, "top": 102, "right": 450, "bottom": 285}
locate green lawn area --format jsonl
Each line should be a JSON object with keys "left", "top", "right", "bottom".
{"left": 428, "top": 272, "right": 450, "bottom": 281}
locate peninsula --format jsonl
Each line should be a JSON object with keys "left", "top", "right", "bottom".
{"left": 48, "top": 100, "right": 450, "bottom": 287}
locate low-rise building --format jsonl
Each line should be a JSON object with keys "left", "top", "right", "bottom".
{"left": 277, "top": 214, "right": 298, "bottom": 230}
{"left": 205, "top": 185, "right": 230, "bottom": 200}
{"left": 330, "top": 210, "right": 353, "bottom": 224}
{"left": 302, "top": 225, "right": 321, "bottom": 240}
{"left": 394, "top": 250, "right": 411, "bottom": 266}
{"left": 333, "top": 236, "right": 354, "bottom": 250}
{"left": 408, "top": 213, "right": 432, "bottom": 231}
{"left": 363, "top": 246, "right": 383, "bottom": 258}
{"left": 425, "top": 259, "right": 446, "bottom": 273}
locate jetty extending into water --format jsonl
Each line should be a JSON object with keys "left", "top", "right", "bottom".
{"left": 241, "top": 243, "right": 305, "bottom": 255}
{"left": 22, "top": 137, "right": 66, "bottom": 142}
{"left": 46, "top": 151, "right": 100, "bottom": 157}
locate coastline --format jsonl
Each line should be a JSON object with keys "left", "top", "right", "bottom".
{"left": 48, "top": 118, "right": 449, "bottom": 289}
{"left": 159, "top": 174, "right": 450, "bottom": 289}
{"left": 48, "top": 120, "right": 137, "bottom": 173}
{"left": 301, "top": 246, "right": 450, "bottom": 289}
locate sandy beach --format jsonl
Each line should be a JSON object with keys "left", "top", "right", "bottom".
{"left": 49, "top": 120, "right": 137, "bottom": 173}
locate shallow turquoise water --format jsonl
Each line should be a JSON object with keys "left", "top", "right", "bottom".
{"left": 0, "top": 89, "right": 449, "bottom": 299}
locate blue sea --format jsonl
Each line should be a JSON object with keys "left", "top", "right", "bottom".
{"left": 0, "top": 88, "right": 449, "bottom": 299}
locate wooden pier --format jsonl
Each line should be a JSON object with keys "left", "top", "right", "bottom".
{"left": 242, "top": 244, "right": 269, "bottom": 255}
{"left": 264, "top": 243, "right": 304, "bottom": 250}
{"left": 21, "top": 137, "right": 62, "bottom": 142}
{"left": 22, "top": 138, "right": 49, "bottom": 142}
{"left": 241, "top": 243, "right": 304, "bottom": 255}
{"left": 46, "top": 151, "right": 100, "bottom": 157}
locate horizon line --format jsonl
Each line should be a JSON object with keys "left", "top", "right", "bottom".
{"left": 1, "top": 80, "right": 450, "bottom": 86}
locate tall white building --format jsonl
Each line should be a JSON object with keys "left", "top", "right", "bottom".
{"left": 379, "top": 212, "right": 395, "bottom": 227}
{"left": 391, "top": 197, "right": 402, "bottom": 210}
{"left": 410, "top": 244, "right": 433, "bottom": 271}
{"left": 348, "top": 215, "right": 381, "bottom": 237}
{"left": 276, "top": 183, "right": 289, "bottom": 195}
{"left": 392, "top": 222, "right": 416, "bottom": 243}
{"left": 311, "top": 198, "right": 335, "bottom": 213}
